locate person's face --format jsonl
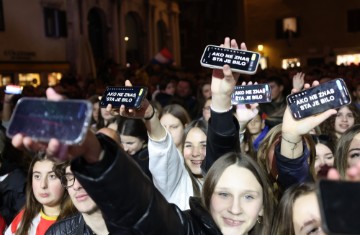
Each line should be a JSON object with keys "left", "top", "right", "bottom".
{"left": 32, "top": 160, "right": 65, "bottom": 209}
{"left": 160, "top": 113, "right": 185, "bottom": 148}
{"left": 202, "top": 99, "right": 212, "bottom": 122}
{"left": 210, "top": 165, "right": 263, "bottom": 235}
{"left": 347, "top": 132, "right": 360, "bottom": 167}
{"left": 315, "top": 143, "right": 334, "bottom": 174}
{"left": 92, "top": 102, "right": 99, "bottom": 122}
{"left": 120, "top": 135, "right": 145, "bottom": 156}
{"left": 183, "top": 127, "right": 206, "bottom": 175}
{"left": 335, "top": 106, "right": 355, "bottom": 137}
{"left": 65, "top": 167, "right": 98, "bottom": 214}
{"left": 292, "top": 192, "right": 325, "bottom": 235}
{"left": 176, "top": 81, "right": 191, "bottom": 98}
{"left": 202, "top": 84, "right": 212, "bottom": 99}
{"left": 100, "top": 107, "right": 114, "bottom": 121}
{"left": 247, "top": 115, "right": 264, "bottom": 135}
{"left": 268, "top": 81, "right": 283, "bottom": 101}
{"left": 165, "top": 82, "right": 176, "bottom": 95}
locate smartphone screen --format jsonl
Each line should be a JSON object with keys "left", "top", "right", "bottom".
{"left": 6, "top": 98, "right": 92, "bottom": 145}
{"left": 5, "top": 85, "right": 23, "bottom": 95}
{"left": 317, "top": 180, "right": 360, "bottom": 235}
{"left": 231, "top": 84, "right": 271, "bottom": 105}
{"left": 99, "top": 86, "right": 148, "bottom": 109}
{"left": 287, "top": 78, "right": 351, "bottom": 119}
{"left": 200, "top": 45, "right": 260, "bottom": 75}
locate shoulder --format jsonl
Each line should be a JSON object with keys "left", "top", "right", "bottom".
{"left": 45, "top": 213, "right": 82, "bottom": 235}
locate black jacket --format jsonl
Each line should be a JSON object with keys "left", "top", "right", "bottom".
{"left": 70, "top": 134, "right": 222, "bottom": 235}
{"left": 45, "top": 213, "right": 96, "bottom": 235}
{"left": 0, "top": 168, "right": 26, "bottom": 225}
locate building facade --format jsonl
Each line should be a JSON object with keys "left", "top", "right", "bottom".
{"left": 0, "top": 0, "right": 180, "bottom": 88}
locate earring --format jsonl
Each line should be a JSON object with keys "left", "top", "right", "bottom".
{"left": 257, "top": 216, "right": 263, "bottom": 224}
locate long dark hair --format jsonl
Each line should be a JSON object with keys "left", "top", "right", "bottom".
{"left": 182, "top": 119, "right": 208, "bottom": 197}
{"left": 271, "top": 183, "right": 316, "bottom": 235}
{"left": 15, "top": 155, "right": 76, "bottom": 235}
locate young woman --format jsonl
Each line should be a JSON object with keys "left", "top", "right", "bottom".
{"left": 320, "top": 104, "right": 360, "bottom": 145}
{"left": 271, "top": 183, "right": 323, "bottom": 235}
{"left": 311, "top": 134, "right": 335, "bottom": 178}
{"left": 5, "top": 154, "right": 75, "bottom": 235}
{"left": 334, "top": 124, "right": 360, "bottom": 178}
{"left": 118, "top": 118, "right": 152, "bottom": 180}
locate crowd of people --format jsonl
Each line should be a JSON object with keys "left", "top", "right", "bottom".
{"left": 1, "top": 37, "right": 360, "bottom": 234}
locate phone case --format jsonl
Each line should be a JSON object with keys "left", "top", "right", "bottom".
{"left": 6, "top": 98, "right": 93, "bottom": 145}
{"left": 200, "top": 45, "right": 260, "bottom": 75}
{"left": 317, "top": 180, "right": 360, "bottom": 235}
{"left": 287, "top": 78, "right": 351, "bottom": 119}
{"left": 100, "top": 86, "right": 148, "bottom": 109}
{"left": 231, "top": 84, "right": 272, "bottom": 105}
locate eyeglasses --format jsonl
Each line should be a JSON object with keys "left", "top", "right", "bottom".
{"left": 60, "top": 173, "right": 76, "bottom": 189}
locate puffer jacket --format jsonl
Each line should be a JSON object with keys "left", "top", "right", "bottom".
{"left": 45, "top": 213, "right": 95, "bottom": 235}
{"left": 70, "top": 134, "right": 223, "bottom": 235}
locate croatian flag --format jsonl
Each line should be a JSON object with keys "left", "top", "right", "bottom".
{"left": 152, "top": 48, "right": 174, "bottom": 64}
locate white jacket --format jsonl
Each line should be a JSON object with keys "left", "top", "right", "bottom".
{"left": 148, "top": 130, "right": 193, "bottom": 210}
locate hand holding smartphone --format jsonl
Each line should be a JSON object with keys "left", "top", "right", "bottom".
{"left": 6, "top": 98, "right": 92, "bottom": 145}
{"left": 99, "top": 86, "right": 148, "bottom": 109}
{"left": 200, "top": 45, "right": 260, "bottom": 75}
{"left": 286, "top": 78, "right": 351, "bottom": 119}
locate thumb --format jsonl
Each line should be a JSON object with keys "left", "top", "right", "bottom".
{"left": 125, "top": 80, "right": 133, "bottom": 87}
{"left": 223, "top": 65, "right": 235, "bottom": 84}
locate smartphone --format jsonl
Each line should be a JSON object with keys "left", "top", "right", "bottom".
{"left": 6, "top": 98, "right": 92, "bottom": 145}
{"left": 99, "top": 86, "right": 148, "bottom": 109}
{"left": 286, "top": 78, "right": 351, "bottom": 119}
{"left": 200, "top": 45, "right": 261, "bottom": 75}
{"left": 317, "top": 180, "right": 360, "bottom": 235}
{"left": 231, "top": 84, "right": 271, "bottom": 105}
{"left": 5, "top": 85, "right": 23, "bottom": 95}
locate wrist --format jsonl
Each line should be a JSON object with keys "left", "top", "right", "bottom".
{"left": 144, "top": 104, "right": 155, "bottom": 120}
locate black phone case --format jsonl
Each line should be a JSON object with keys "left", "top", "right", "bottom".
{"left": 287, "top": 78, "right": 351, "bottom": 119}
{"left": 231, "top": 84, "right": 271, "bottom": 105}
{"left": 100, "top": 86, "right": 148, "bottom": 109}
{"left": 200, "top": 45, "right": 260, "bottom": 75}
{"left": 6, "top": 98, "right": 92, "bottom": 144}
{"left": 317, "top": 180, "right": 360, "bottom": 235}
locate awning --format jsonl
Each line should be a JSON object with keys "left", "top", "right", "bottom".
{"left": 0, "top": 62, "right": 70, "bottom": 73}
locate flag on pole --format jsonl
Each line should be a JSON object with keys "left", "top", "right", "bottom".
{"left": 152, "top": 48, "right": 174, "bottom": 64}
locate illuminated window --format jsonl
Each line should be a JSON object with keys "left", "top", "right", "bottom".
{"left": 276, "top": 17, "right": 300, "bottom": 39}
{"left": 0, "top": 74, "right": 12, "bottom": 86}
{"left": 18, "top": 73, "right": 41, "bottom": 87}
{"left": 47, "top": 72, "right": 62, "bottom": 86}
{"left": 336, "top": 54, "right": 360, "bottom": 65}
{"left": 282, "top": 58, "right": 301, "bottom": 69}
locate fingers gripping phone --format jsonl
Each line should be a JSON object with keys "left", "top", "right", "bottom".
{"left": 200, "top": 45, "right": 261, "bottom": 75}
{"left": 287, "top": 78, "right": 351, "bottom": 119}
{"left": 6, "top": 98, "right": 93, "bottom": 145}
{"left": 99, "top": 86, "right": 148, "bottom": 109}
{"left": 317, "top": 180, "right": 360, "bottom": 235}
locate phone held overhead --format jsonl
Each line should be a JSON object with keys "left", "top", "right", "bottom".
{"left": 200, "top": 45, "right": 260, "bottom": 75}
{"left": 231, "top": 84, "right": 272, "bottom": 105}
{"left": 6, "top": 98, "right": 93, "bottom": 145}
{"left": 287, "top": 78, "right": 351, "bottom": 119}
{"left": 100, "top": 86, "right": 148, "bottom": 109}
